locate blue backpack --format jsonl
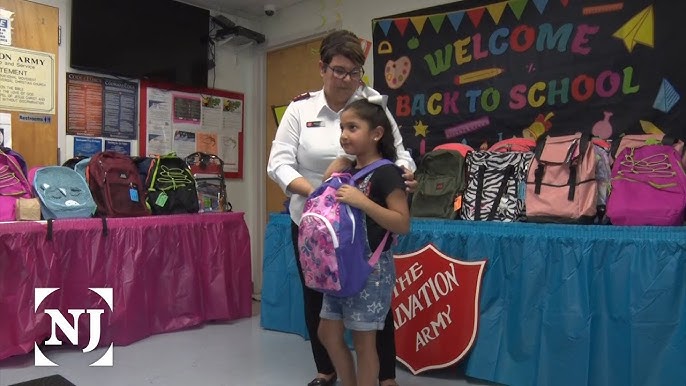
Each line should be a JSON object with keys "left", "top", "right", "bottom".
{"left": 74, "top": 157, "right": 90, "bottom": 181}
{"left": 297, "top": 159, "right": 393, "bottom": 297}
{"left": 33, "top": 166, "right": 97, "bottom": 219}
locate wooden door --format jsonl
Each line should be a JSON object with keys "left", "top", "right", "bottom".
{"left": 265, "top": 38, "right": 323, "bottom": 217}
{"left": 0, "top": 0, "right": 58, "bottom": 167}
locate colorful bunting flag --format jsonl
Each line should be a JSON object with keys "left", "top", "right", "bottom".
{"left": 509, "top": 0, "right": 528, "bottom": 20}
{"left": 395, "top": 18, "right": 410, "bottom": 36}
{"left": 467, "top": 7, "right": 486, "bottom": 28}
{"left": 429, "top": 14, "right": 446, "bottom": 33}
{"left": 410, "top": 16, "right": 428, "bottom": 34}
{"left": 447, "top": 11, "right": 466, "bottom": 31}
{"left": 378, "top": 19, "right": 392, "bottom": 36}
{"left": 486, "top": 2, "right": 509, "bottom": 24}
{"left": 532, "top": 0, "right": 549, "bottom": 14}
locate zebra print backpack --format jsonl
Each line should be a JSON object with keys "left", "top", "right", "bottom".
{"left": 461, "top": 151, "right": 533, "bottom": 221}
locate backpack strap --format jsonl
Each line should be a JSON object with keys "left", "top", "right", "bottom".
{"left": 351, "top": 159, "right": 394, "bottom": 182}
{"left": 368, "top": 231, "right": 390, "bottom": 267}
{"left": 474, "top": 165, "right": 486, "bottom": 220}
{"left": 487, "top": 164, "right": 515, "bottom": 221}
{"left": 352, "top": 158, "right": 395, "bottom": 267}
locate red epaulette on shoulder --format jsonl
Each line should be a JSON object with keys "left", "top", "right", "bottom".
{"left": 292, "top": 92, "right": 311, "bottom": 102}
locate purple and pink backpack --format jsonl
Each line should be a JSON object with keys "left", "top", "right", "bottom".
{"left": 298, "top": 159, "right": 392, "bottom": 297}
{"left": 0, "top": 149, "right": 32, "bottom": 221}
{"left": 606, "top": 145, "right": 686, "bottom": 226}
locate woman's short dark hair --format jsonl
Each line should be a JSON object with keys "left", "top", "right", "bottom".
{"left": 319, "top": 30, "right": 365, "bottom": 68}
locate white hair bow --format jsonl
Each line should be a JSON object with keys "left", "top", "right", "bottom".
{"left": 366, "top": 94, "right": 388, "bottom": 110}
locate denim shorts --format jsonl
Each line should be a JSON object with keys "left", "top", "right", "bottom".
{"left": 320, "top": 249, "right": 396, "bottom": 331}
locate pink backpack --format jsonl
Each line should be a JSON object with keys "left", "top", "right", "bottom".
{"left": 0, "top": 150, "right": 33, "bottom": 221}
{"left": 606, "top": 145, "right": 686, "bottom": 226}
{"left": 525, "top": 133, "right": 598, "bottom": 223}
{"left": 611, "top": 134, "right": 686, "bottom": 168}
{"left": 298, "top": 159, "right": 392, "bottom": 297}
{"left": 433, "top": 142, "right": 474, "bottom": 157}
{"left": 488, "top": 137, "right": 536, "bottom": 153}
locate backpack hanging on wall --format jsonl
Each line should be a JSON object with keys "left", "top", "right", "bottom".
{"left": 411, "top": 150, "right": 466, "bottom": 219}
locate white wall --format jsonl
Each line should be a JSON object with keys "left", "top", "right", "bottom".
{"left": 29, "top": 0, "right": 455, "bottom": 295}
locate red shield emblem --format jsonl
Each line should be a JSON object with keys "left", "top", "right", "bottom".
{"left": 392, "top": 243, "right": 487, "bottom": 374}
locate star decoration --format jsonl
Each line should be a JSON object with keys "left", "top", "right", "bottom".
{"left": 359, "top": 290, "right": 370, "bottom": 300}
{"left": 414, "top": 120, "right": 429, "bottom": 137}
{"left": 367, "top": 301, "right": 383, "bottom": 314}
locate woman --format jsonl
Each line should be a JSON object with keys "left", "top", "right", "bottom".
{"left": 267, "top": 30, "right": 415, "bottom": 386}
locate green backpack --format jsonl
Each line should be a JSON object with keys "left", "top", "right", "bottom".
{"left": 146, "top": 153, "right": 200, "bottom": 215}
{"left": 410, "top": 150, "right": 466, "bottom": 219}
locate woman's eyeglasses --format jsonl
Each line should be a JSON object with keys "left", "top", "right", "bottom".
{"left": 325, "top": 64, "right": 364, "bottom": 81}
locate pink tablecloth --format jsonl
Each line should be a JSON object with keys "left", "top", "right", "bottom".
{"left": 0, "top": 212, "right": 252, "bottom": 361}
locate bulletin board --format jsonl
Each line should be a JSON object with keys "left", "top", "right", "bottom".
{"left": 373, "top": 0, "right": 686, "bottom": 159}
{"left": 139, "top": 80, "right": 244, "bottom": 179}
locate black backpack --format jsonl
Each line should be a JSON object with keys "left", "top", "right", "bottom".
{"left": 410, "top": 150, "right": 466, "bottom": 219}
{"left": 62, "top": 155, "right": 88, "bottom": 169}
{"left": 146, "top": 154, "right": 199, "bottom": 215}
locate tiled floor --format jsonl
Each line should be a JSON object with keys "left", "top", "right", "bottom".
{"left": 0, "top": 303, "right": 500, "bottom": 386}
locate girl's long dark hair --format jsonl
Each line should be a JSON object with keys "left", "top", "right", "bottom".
{"left": 342, "top": 99, "right": 397, "bottom": 162}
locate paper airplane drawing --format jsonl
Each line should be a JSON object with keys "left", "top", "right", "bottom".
{"left": 612, "top": 5, "right": 654, "bottom": 52}
{"left": 653, "top": 79, "right": 680, "bottom": 113}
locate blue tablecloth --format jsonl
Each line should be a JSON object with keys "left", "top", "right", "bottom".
{"left": 261, "top": 213, "right": 686, "bottom": 386}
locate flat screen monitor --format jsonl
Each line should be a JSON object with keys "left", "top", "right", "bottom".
{"left": 70, "top": 0, "right": 210, "bottom": 88}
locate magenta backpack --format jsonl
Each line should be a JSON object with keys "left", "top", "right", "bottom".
{"left": 0, "top": 150, "right": 33, "bottom": 221}
{"left": 606, "top": 145, "right": 686, "bottom": 226}
{"left": 298, "top": 159, "right": 392, "bottom": 297}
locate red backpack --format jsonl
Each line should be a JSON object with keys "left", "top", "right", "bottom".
{"left": 87, "top": 151, "right": 149, "bottom": 217}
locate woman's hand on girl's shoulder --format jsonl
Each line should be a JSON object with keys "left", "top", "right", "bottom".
{"left": 401, "top": 166, "right": 418, "bottom": 193}
{"left": 323, "top": 157, "right": 354, "bottom": 180}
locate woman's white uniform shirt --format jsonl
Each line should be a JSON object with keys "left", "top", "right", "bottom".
{"left": 267, "top": 86, "right": 416, "bottom": 225}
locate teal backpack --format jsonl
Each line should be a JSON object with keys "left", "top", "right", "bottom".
{"left": 32, "top": 166, "right": 96, "bottom": 219}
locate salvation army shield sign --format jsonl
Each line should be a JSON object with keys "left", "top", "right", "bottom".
{"left": 392, "top": 244, "right": 486, "bottom": 374}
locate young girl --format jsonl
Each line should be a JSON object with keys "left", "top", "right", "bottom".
{"left": 318, "top": 97, "right": 410, "bottom": 386}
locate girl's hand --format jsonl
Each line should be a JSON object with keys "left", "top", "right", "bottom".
{"left": 335, "top": 184, "right": 368, "bottom": 208}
